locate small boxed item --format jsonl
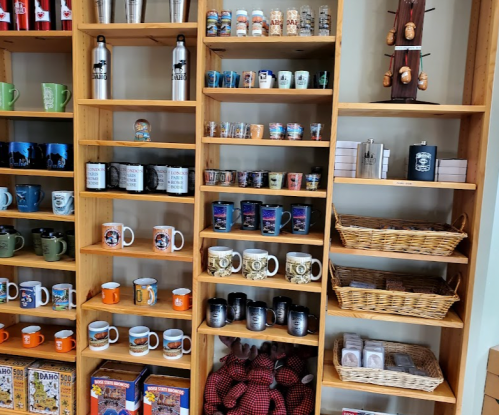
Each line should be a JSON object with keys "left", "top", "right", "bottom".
{"left": 336, "top": 148, "right": 357, "bottom": 156}
{"left": 363, "top": 348, "right": 385, "bottom": 369}
{"left": 334, "top": 170, "right": 356, "bottom": 178}
{"left": 0, "top": 355, "right": 36, "bottom": 412}
{"left": 336, "top": 141, "right": 360, "bottom": 149}
{"left": 393, "top": 353, "right": 415, "bottom": 368}
{"left": 28, "top": 361, "right": 76, "bottom": 415}
{"left": 100, "top": 361, "right": 146, "bottom": 375}
{"left": 435, "top": 174, "right": 467, "bottom": 183}
{"left": 488, "top": 345, "right": 499, "bottom": 376}
{"left": 144, "top": 375, "right": 190, "bottom": 415}
{"left": 91, "top": 366, "right": 149, "bottom": 415}
{"left": 483, "top": 395, "right": 499, "bottom": 415}
{"left": 341, "top": 348, "right": 362, "bottom": 367}
{"left": 335, "top": 155, "right": 357, "bottom": 164}
{"left": 438, "top": 158, "right": 468, "bottom": 168}
{"left": 437, "top": 166, "right": 467, "bottom": 175}
{"left": 335, "top": 163, "right": 356, "bottom": 171}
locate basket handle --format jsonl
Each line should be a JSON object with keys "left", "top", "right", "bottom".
{"left": 452, "top": 214, "right": 467, "bottom": 232}
{"left": 329, "top": 260, "right": 340, "bottom": 287}
{"left": 333, "top": 204, "right": 339, "bottom": 223}
{"left": 447, "top": 273, "right": 461, "bottom": 294}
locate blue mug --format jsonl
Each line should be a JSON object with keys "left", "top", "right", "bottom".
{"left": 20, "top": 281, "right": 50, "bottom": 309}
{"left": 241, "top": 200, "right": 262, "bottom": 231}
{"left": 260, "top": 204, "right": 291, "bottom": 236}
{"left": 46, "top": 143, "right": 73, "bottom": 171}
{"left": 212, "top": 201, "right": 241, "bottom": 232}
{"left": 223, "top": 71, "right": 239, "bottom": 88}
{"left": 291, "top": 204, "right": 321, "bottom": 235}
{"left": 15, "top": 184, "right": 44, "bottom": 213}
{"left": 206, "top": 71, "right": 221, "bottom": 88}
{"left": 8, "top": 142, "right": 45, "bottom": 169}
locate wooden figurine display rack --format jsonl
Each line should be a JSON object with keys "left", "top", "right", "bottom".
{"left": 0, "top": 0, "right": 496, "bottom": 414}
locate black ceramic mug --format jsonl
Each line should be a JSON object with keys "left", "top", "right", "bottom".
{"left": 228, "top": 292, "right": 251, "bottom": 321}
{"left": 287, "top": 304, "right": 319, "bottom": 337}
{"left": 246, "top": 301, "right": 276, "bottom": 332}
{"left": 206, "top": 298, "right": 235, "bottom": 328}
{"left": 273, "top": 296, "right": 293, "bottom": 325}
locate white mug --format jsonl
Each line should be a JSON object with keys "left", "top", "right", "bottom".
{"left": 259, "top": 71, "right": 273, "bottom": 89}
{"left": 0, "top": 187, "right": 12, "bottom": 211}
{"left": 52, "top": 190, "right": 74, "bottom": 216}
{"left": 129, "top": 326, "right": 160, "bottom": 356}
{"left": 207, "top": 246, "right": 242, "bottom": 277}
{"left": 242, "top": 249, "right": 279, "bottom": 280}
{"left": 88, "top": 320, "right": 119, "bottom": 351}
{"left": 163, "top": 329, "right": 191, "bottom": 360}
{"left": 0, "top": 277, "right": 18, "bottom": 303}
{"left": 278, "top": 71, "right": 293, "bottom": 89}
{"left": 102, "top": 222, "right": 135, "bottom": 250}
{"left": 295, "top": 71, "right": 310, "bottom": 90}
{"left": 285, "top": 252, "right": 322, "bottom": 284}
{"left": 20, "top": 281, "right": 50, "bottom": 309}
{"left": 153, "top": 226, "right": 185, "bottom": 253}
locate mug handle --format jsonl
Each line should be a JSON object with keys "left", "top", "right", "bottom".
{"left": 2, "top": 331, "right": 9, "bottom": 342}
{"left": 70, "top": 195, "right": 75, "bottom": 213}
{"left": 58, "top": 239, "right": 68, "bottom": 256}
{"left": 182, "top": 335, "right": 192, "bottom": 354}
{"left": 148, "top": 332, "right": 160, "bottom": 350}
{"left": 231, "top": 251, "right": 242, "bottom": 273}
{"left": 267, "top": 255, "right": 279, "bottom": 277}
{"left": 69, "top": 338, "right": 76, "bottom": 350}
{"left": 123, "top": 226, "right": 135, "bottom": 247}
{"left": 147, "top": 286, "right": 156, "bottom": 305}
{"left": 113, "top": 292, "right": 119, "bottom": 303}
{"left": 226, "top": 305, "right": 236, "bottom": 324}
{"left": 310, "top": 259, "right": 322, "bottom": 281}
{"left": 10, "top": 88, "right": 19, "bottom": 105}
{"left": 280, "top": 211, "right": 292, "bottom": 229}
{"left": 173, "top": 230, "right": 185, "bottom": 251}
{"left": 36, "top": 190, "right": 45, "bottom": 206}
{"left": 38, "top": 334, "right": 45, "bottom": 345}
{"left": 307, "top": 314, "right": 319, "bottom": 334}
{"left": 40, "top": 287, "right": 50, "bottom": 306}
{"left": 266, "top": 308, "right": 277, "bottom": 327}
{"left": 8, "top": 282, "right": 18, "bottom": 300}
{"left": 232, "top": 208, "right": 242, "bottom": 225}
{"left": 70, "top": 289, "right": 77, "bottom": 308}
{"left": 14, "top": 235, "right": 24, "bottom": 252}
{"left": 310, "top": 209, "right": 322, "bottom": 228}
{"left": 62, "top": 89, "right": 72, "bottom": 107}
{"left": 2, "top": 191, "right": 12, "bottom": 208}
{"left": 109, "top": 326, "right": 119, "bottom": 344}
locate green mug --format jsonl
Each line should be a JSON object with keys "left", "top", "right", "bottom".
{"left": 41, "top": 232, "right": 67, "bottom": 262}
{"left": 0, "top": 229, "right": 24, "bottom": 258}
{"left": 42, "top": 83, "right": 72, "bottom": 113}
{"left": 0, "top": 82, "right": 20, "bottom": 111}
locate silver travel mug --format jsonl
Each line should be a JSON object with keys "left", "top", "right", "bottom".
{"left": 95, "top": 0, "right": 113, "bottom": 23}
{"left": 170, "top": 0, "right": 189, "bottom": 23}
{"left": 125, "top": 0, "right": 144, "bottom": 23}
{"left": 92, "top": 35, "right": 111, "bottom": 99}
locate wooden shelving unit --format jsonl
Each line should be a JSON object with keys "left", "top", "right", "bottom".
{"left": 0, "top": 31, "right": 72, "bottom": 53}
{"left": 79, "top": 140, "right": 196, "bottom": 149}
{"left": 0, "top": 303, "right": 76, "bottom": 320}
{"left": 200, "top": 185, "right": 328, "bottom": 198}
{"left": 337, "top": 103, "right": 486, "bottom": 118}
{"left": 333, "top": 177, "right": 477, "bottom": 191}
{"left": 203, "top": 88, "right": 333, "bottom": 104}
{"left": 0, "top": 251, "right": 76, "bottom": 271}
{"left": 78, "top": 99, "right": 197, "bottom": 112}
{"left": 202, "top": 137, "right": 331, "bottom": 147}
{"left": 0, "top": 168, "right": 74, "bottom": 177}
{"left": 80, "top": 190, "right": 195, "bottom": 204}
{"left": 0, "top": 110, "right": 73, "bottom": 119}
{"left": 0, "top": 209, "right": 75, "bottom": 222}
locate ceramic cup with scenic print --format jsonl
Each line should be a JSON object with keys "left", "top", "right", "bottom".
{"left": 285, "top": 252, "right": 322, "bottom": 284}
{"left": 260, "top": 204, "right": 291, "bottom": 237}
{"left": 242, "top": 249, "right": 279, "bottom": 280}
{"left": 0, "top": 278, "right": 18, "bottom": 303}
{"left": 129, "top": 326, "right": 159, "bottom": 357}
{"left": 207, "top": 246, "right": 242, "bottom": 277}
{"left": 163, "top": 329, "right": 191, "bottom": 360}
{"left": 52, "top": 283, "right": 76, "bottom": 311}
{"left": 102, "top": 222, "right": 135, "bottom": 250}
{"left": 88, "top": 321, "right": 119, "bottom": 351}
{"left": 212, "top": 201, "right": 241, "bottom": 233}
{"left": 291, "top": 204, "right": 321, "bottom": 235}
{"left": 152, "top": 226, "right": 184, "bottom": 253}
{"left": 133, "top": 278, "right": 157, "bottom": 306}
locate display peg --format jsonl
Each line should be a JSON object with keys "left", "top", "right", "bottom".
{"left": 425, "top": 8, "right": 436, "bottom": 13}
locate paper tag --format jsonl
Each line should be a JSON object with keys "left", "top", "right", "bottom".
{"left": 302, "top": 374, "right": 314, "bottom": 384}
{"left": 35, "top": 9, "right": 50, "bottom": 22}
{"left": 0, "top": 10, "right": 11, "bottom": 22}
{"left": 395, "top": 45, "right": 422, "bottom": 51}
{"left": 61, "top": 2, "right": 72, "bottom": 20}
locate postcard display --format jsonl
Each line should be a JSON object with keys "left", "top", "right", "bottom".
{"left": 0, "top": 0, "right": 493, "bottom": 414}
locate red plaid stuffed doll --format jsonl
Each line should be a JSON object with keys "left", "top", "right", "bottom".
{"left": 204, "top": 336, "right": 258, "bottom": 415}
{"left": 223, "top": 342, "right": 287, "bottom": 415}
{"left": 275, "top": 346, "right": 316, "bottom": 415}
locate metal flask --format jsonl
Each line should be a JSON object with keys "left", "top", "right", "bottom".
{"left": 169, "top": 0, "right": 189, "bottom": 23}
{"left": 92, "top": 35, "right": 111, "bottom": 100}
{"left": 125, "top": 0, "right": 144, "bottom": 23}
{"left": 407, "top": 141, "right": 437, "bottom": 181}
{"left": 172, "top": 34, "right": 189, "bottom": 101}
{"left": 356, "top": 138, "right": 384, "bottom": 179}
{"left": 94, "top": 0, "right": 113, "bottom": 23}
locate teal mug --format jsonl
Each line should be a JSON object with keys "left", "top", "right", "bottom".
{"left": 260, "top": 204, "right": 291, "bottom": 237}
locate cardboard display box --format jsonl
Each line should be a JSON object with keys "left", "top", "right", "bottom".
{"left": 144, "top": 375, "right": 190, "bottom": 415}
{"left": 483, "top": 395, "right": 499, "bottom": 415}
{"left": 0, "top": 355, "right": 36, "bottom": 412}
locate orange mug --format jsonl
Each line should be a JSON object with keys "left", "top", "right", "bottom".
{"left": 54, "top": 330, "right": 76, "bottom": 353}
{"left": 102, "top": 282, "right": 120, "bottom": 304}
{"left": 22, "top": 325, "right": 44, "bottom": 348}
{"left": 172, "top": 288, "right": 192, "bottom": 311}
{"left": 0, "top": 323, "right": 9, "bottom": 344}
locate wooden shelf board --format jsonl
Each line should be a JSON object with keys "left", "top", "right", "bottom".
{"left": 78, "top": 99, "right": 196, "bottom": 113}
{"left": 0, "top": 167, "right": 74, "bottom": 177}
{"left": 202, "top": 137, "right": 331, "bottom": 147}
{"left": 204, "top": 36, "right": 336, "bottom": 59}
{"left": 0, "top": 323, "right": 76, "bottom": 362}
{"left": 203, "top": 88, "right": 333, "bottom": 104}
{"left": 81, "top": 238, "right": 193, "bottom": 262}
{"left": 0, "top": 209, "right": 75, "bottom": 222}
{"left": 0, "top": 250, "right": 76, "bottom": 271}
{"left": 0, "top": 408, "right": 30, "bottom": 415}
{"left": 197, "top": 272, "right": 323, "bottom": 293}
{"left": 200, "top": 225, "right": 324, "bottom": 246}
{"left": 201, "top": 185, "right": 328, "bottom": 198}
{"left": 337, "top": 103, "right": 486, "bottom": 119}
{"left": 323, "top": 351, "right": 455, "bottom": 403}
{"left": 333, "top": 177, "right": 476, "bottom": 191}
{"left": 327, "top": 297, "right": 463, "bottom": 329}
{"left": 198, "top": 320, "right": 319, "bottom": 346}
{"left": 82, "top": 287, "right": 192, "bottom": 320}
{"left": 80, "top": 190, "right": 195, "bottom": 204}
{"left": 0, "top": 31, "right": 72, "bottom": 53}
{"left": 329, "top": 236, "right": 468, "bottom": 264}
{"left": 0, "top": 110, "right": 73, "bottom": 119}
{"left": 81, "top": 327, "right": 191, "bottom": 369}
{"left": 78, "top": 23, "right": 198, "bottom": 46}
{"left": 0, "top": 302, "right": 76, "bottom": 320}
{"left": 79, "top": 140, "right": 196, "bottom": 150}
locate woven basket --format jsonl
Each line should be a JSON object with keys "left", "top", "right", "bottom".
{"left": 333, "top": 205, "right": 467, "bottom": 256}
{"left": 333, "top": 338, "right": 444, "bottom": 392}
{"left": 329, "top": 262, "right": 460, "bottom": 320}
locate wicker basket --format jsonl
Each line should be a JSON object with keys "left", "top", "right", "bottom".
{"left": 333, "top": 338, "right": 444, "bottom": 392}
{"left": 333, "top": 205, "right": 467, "bottom": 256}
{"left": 329, "top": 262, "right": 460, "bottom": 320}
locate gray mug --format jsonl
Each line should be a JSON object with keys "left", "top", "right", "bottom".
{"left": 246, "top": 301, "right": 276, "bottom": 332}
{"left": 287, "top": 304, "right": 318, "bottom": 337}
{"left": 206, "top": 298, "right": 235, "bottom": 328}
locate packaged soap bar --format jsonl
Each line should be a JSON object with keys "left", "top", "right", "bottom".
{"left": 342, "top": 348, "right": 362, "bottom": 367}
{"left": 393, "top": 353, "right": 415, "bottom": 368}
{"left": 363, "top": 348, "right": 385, "bottom": 369}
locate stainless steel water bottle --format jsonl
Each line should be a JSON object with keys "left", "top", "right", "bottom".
{"left": 356, "top": 138, "right": 384, "bottom": 179}
{"left": 92, "top": 35, "right": 111, "bottom": 99}
{"left": 125, "top": 0, "right": 144, "bottom": 23}
{"left": 172, "top": 34, "right": 189, "bottom": 101}
{"left": 169, "top": 0, "right": 189, "bottom": 23}
{"left": 94, "top": 0, "right": 112, "bottom": 23}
